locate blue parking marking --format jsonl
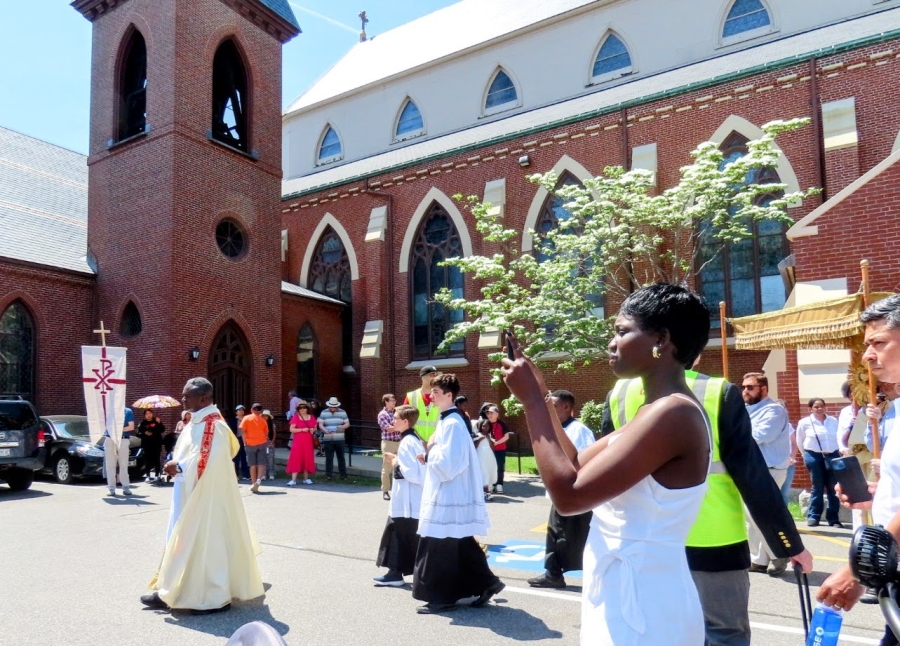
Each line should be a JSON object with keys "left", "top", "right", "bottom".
{"left": 486, "top": 540, "right": 582, "bottom": 578}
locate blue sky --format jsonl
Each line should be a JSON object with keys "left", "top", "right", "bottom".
{"left": 0, "top": 1, "right": 454, "bottom": 154}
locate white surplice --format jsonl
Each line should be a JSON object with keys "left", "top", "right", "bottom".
{"left": 388, "top": 430, "right": 427, "bottom": 519}
{"left": 151, "top": 404, "right": 264, "bottom": 610}
{"left": 418, "top": 408, "right": 490, "bottom": 539}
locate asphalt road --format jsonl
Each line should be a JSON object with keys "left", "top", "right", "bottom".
{"left": 0, "top": 473, "right": 888, "bottom": 645}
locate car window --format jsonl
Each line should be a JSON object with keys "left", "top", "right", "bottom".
{"left": 0, "top": 403, "right": 38, "bottom": 431}
{"left": 53, "top": 419, "right": 91, "bottom": 438}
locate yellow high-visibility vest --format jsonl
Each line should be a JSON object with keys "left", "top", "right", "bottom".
{"left": 608, "top": 370, "right": 747, "bottom": 548}
{"left": 407, "top": 389, "right": 440, "bottom": 442}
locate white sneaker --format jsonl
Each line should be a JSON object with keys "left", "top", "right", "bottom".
{"left": 107, "top": 487, "right": 116, "bottom": 497}
{"left": 268, "top": 475, "right": 275, "bottom": 481}
{"left": 484, "top": 492, "right": 492, "bottom": 502}
{"left": 495, "top": 484, "right": 504, "bottom": 494}
{"left": 250, "top": 480, "right": 260, "bottom": 493}
{"left": 287, "top": 480, "right": 297, "bottom": 487}
{"left": 304, "top": 479, "right": 313, "bottom": 485}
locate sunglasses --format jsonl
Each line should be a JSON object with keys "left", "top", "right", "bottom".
{"left": 741, "top": 385, "right": 759, "bottom": 391}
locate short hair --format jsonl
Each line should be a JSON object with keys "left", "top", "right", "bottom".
{"left": 430, "top": 373, "right": 461, "bottom": 398}
{"left": 394, "top": 404, "right": 419, "bottom": 428}
{"left": 185, "top": 377, "right": 213, "bottom": 398}
{"left": 479, "top": 402, "right": 497, "bottom": 419}
{"left": 808, "top": 398, "right": 825, "bottom": 408}
{"left": 288, "top": 390, "right": 297, "bottom": 397}
{"left": 743, "top": 372, "right": 768, "bottom": 389}
{"left": 619, "top": 283, "right": 711, "bottom": 368}
{"left": 841, "top": 381, "right": 852, "bottom": 399}
{"left": 382, "top": 393, "right": 395, "bottom": 406}
{"left": 551, "top": 389, "right": 576, "bottom": 408}
{"left": 454, "top": 395, "right": 468, "bottom": 406}
{"left": 861, "top": 294, "right": 900, "bottom": 329}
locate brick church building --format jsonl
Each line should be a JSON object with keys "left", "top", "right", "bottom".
{"left": 4, "top": 0, "right": 900, "bottom": 469}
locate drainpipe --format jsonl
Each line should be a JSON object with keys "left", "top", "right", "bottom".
{"left": 809, "top": 57, "right": 827, "bottom": 203}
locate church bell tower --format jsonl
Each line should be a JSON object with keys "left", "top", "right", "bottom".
{"left": 73, "top": 0, "right": 300, "bottom": 414}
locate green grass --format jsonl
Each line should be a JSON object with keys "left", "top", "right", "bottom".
{"left": 787, "top": 501, "right": 805, "bottom": 522}
{"left": 507, "top": 455, "right": 539, "bottom": 475}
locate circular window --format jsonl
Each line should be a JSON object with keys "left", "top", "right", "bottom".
{"left": 216, "top": 219, "right": 246, "bottom": 259}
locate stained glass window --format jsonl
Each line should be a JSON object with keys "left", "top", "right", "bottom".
{"left": 723, "top": 0, "right": 771, "bottom": 39}
{"left": 698, "top": 132, "right": 787, "bottom": 328}
{"left": 0, "top": 302, "right": 35, "bottom": 400}
{"left": 485, "top": 70, "right": 518, "bottom": 111}
{"left": 411, "top": 204, "right": 464, "bottom": 359}
{"left": 592, "top": 34, "right": 632, "bottom": 79}
{"left": 396, "top": 99, "right": 424, "bottom": 139}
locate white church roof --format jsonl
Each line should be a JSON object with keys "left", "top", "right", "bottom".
{"left": 0, "top": 127, "right": 93, "bottom": 274}
{"left": 285, "top": 0, "right": 599, "bottom": 114}
{"left": 283, "top": 6, "right": 900, "bottom": 198}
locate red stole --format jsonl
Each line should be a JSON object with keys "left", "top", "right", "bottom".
{"left": 196, "top": 413, "right": 221, "bottom": 480}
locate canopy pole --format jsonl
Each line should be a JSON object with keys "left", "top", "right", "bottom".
{"left": 719, "top": 301, "right": 729, "bottom": 380}
{"left": 861, "top": 259, "right": 881, "bottom": 459}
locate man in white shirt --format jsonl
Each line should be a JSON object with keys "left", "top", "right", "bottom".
{"left": 741, "top": 372, "right": 792, "bottom": 575}
{"left": 528, "top": 389, "right": 596, "bottom": 589}
{"left": 818, "top": 294, "right": 900, "bottom": 645}
{"left": 412, "top": 373, "right": 504, "bottom": 614}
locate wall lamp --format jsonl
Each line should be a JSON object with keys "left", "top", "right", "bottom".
{"left": 518, "top": 154, "right": 531, "bottom": 168}
{"left": 189, "top": 347, "right": 200, "bottom": 361}
{"left": 265, "top": 354, "right": 275, "bottom": 367}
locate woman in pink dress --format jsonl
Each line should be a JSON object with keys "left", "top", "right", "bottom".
{"left": 287, "top": 401, "right": 317, "bottom": 485}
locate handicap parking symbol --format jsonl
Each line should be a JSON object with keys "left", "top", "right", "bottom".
{"left": 486, "top": 540, "right": 582, "bottom": 578}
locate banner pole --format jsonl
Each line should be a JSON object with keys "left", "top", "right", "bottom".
{"left": 719, "top": 301, "right": 729, "bottom": 380}
{"left": 861, "top": 260, "right": 881, "bottom": 459}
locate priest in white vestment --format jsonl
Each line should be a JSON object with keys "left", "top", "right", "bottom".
{"left": 141, "top": 377, "right": 263, "bottom": 614}
{"left": 411, "top": 373, "right": 504, "bottom": 614}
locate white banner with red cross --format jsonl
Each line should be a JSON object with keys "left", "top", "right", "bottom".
{"left": 81, "top": 346, "right": 127, "bottom": 444}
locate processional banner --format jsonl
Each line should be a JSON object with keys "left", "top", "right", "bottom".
{"left": 81, "top": 346, "right": 127, "bottom": 444}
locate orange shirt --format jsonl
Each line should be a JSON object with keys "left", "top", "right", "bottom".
{"left": 240, "top": 413, "right": 269, "bottom": 446}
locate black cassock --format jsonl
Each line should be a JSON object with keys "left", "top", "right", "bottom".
{"left": 544, "top": 506, "right": 593, "bottom": 575}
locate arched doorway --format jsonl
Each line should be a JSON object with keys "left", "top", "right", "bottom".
{"left": 208, "top": 322, "right": 251, "bottom": 421}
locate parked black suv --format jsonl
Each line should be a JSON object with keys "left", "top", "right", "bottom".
{"left": 0, "top": 396, "right": 46, "bottom": 491}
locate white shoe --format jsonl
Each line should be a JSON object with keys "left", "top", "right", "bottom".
{"left": 495, "top": 484, "right": 504, "bottom": 494}
{"left": 484, "top": 492, "right": 492, "bottom": 502}
{"left": 107, "top": 488, "right": 116, "bottom": 497}
{"left": 304, "top": 479, "right": 313, "bottom": 485}
{"left": 250, "top": 480, "right": 260, "bottom": 493}
{"left": 287, "top": 480, "right": 297, "bottom": 486}
{"left": 268, "top": 475, "right": 275, "bottom": 480}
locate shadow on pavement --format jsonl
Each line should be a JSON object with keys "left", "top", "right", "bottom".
{"left": 501, "top": 479, "right": 547, "bottom": 500}
{"left": 163, "top": 598, "right": 290, "bottom": 640}
{"left": 102, "top": 495, "right": 157, "bottom": 505}
{"left": 447, "top": 602, "right": 564, "bottom": 640}
{"left": 0, "top": 488, "right": 52, "bottom": 501}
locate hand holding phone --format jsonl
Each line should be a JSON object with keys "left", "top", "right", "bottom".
{"left": 831, "top": 455, "right": 873, "bottom": 504}
{"left": 506, "top": 330, "right": 516, "bottom": 361}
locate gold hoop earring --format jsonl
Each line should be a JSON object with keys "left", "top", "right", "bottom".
{"left": 652, "top": 346, "right": 661, "bottom": 359}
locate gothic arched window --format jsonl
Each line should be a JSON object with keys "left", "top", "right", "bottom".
{"left": 722, "top": 0, "right": 772, "bottom": 40}
{"left": 309, "top": 228, "right": 352, "bottom": 364}
{"left": 296, "top": 323, "right": 316, "bottom": 400}
{"left": 592, "top": 33, "right": 632, "bottom": 82}
{"left": 535, "top": 174, "right": 605, "bottom": 316}
{"left": 211, "top": 39, "right": 249, "bottom": 152}
{"left": 411, "top": 204, "right": 464, "bottom": 359}
{"left": 484, "top": 68, "right": 518, "bottom": 114}
{"left": 698, "top": 132, "right": 787, "bottom": 327}
{"left": 0, "top": 301, "right": 35, "bottom": 400}
{"left": 120, "top": 301, "right": 143, "bottom": 338}
{"left": 117, "top": 28, "right": 147, "bottom": 141}
{"left": 395, "top": 99, "right": 424, "bottom": 140}
{"left": 317, "top": 126, "right": 343, "bottom": 164}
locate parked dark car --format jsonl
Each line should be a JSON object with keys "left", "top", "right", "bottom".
{"left": 39, "top": 415, "right": 144, "bottom": 485}
{"left": 0, "top": 396, "right": 46, "bottom": 491}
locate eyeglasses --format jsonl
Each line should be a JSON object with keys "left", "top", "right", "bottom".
{"left": 741, "top": 385, "right": 759, "bottom": 391}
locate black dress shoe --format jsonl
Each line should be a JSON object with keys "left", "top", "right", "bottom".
{"left": 748, "top": 564, "right": 768, "bottom": 574}
{"left": 527, "top": 572, "right": 565, "bottom": 589}
{"left": 829, "top": 521, "right": 845, "bottom": 529}
{"left": 140, "top": 592, "right": 169, "bottom": 610}
{"left": 472, "top": 580, "right": 505, "bottom": 608}
{"left": 416, "top": 602, "right": 456, "bottom": 614}
{"left": 191, "top": 603, "right": 231, "bottom": 615}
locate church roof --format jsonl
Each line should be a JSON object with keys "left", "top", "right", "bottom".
{"left": 283, "top": 7, "right": 900, "bottom": 198}
{"left": 0, "top": 127, "right": 93, "bottom": 275}
{"left": 259, "top": 0, "right": 300, "bottom": 31}
{"left": 285, "top": 0, "right": 598, "bottom": 114}
{"left": 281, "top": 281, "right": 345, "bottom": 305}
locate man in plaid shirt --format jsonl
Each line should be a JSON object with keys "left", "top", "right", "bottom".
{"left": 378, "top": 394, "right": 401, "bottom": 500}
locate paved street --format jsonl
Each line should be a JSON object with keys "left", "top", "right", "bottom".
{"left": 0, "top": 473, "right": 888, "bottom": 645}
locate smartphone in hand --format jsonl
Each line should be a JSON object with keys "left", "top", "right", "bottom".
{"left": 506, "top": 330, "right": 515, "bottom": 361}
{"left": 831, "top": 455, "right": 873, "bottom": 504}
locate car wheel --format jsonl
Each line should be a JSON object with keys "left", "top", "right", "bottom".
{"left": 54, "top": 456, "right": 74, "bottom": 485}
{"left": 4, "top": 468, "right": 34, "bottom": 491}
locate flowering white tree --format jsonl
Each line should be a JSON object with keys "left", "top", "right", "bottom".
{"left": 433, "top": 119, "right": 818, "bottom": 413}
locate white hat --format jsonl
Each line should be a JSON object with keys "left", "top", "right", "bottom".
{"left": 325, "top": 397, "right": 342, "bottom": 408}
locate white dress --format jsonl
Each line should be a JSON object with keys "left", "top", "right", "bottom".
{"left": 581, "top": 395, "right": 710, "bottom": 645}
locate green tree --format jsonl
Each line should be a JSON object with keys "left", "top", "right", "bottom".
{"left": 434, "top": 119, "right": 818, "bottom": 412}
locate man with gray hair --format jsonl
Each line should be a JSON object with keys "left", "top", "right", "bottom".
{"left": 819, "top": 294, "right": 900, "bottom": 645}
{"left": 140, "top": 377, "right": 263, "bottom": 615}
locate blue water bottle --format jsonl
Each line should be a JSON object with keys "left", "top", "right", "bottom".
{"left": 805, "top": 603, "right": 843, "bottom": 646}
